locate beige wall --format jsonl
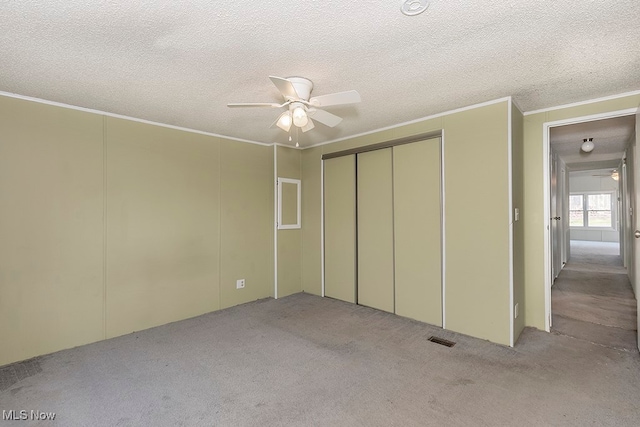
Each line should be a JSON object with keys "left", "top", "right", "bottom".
{"left": 105, "top": 117, "right": 221, "bottom": 337}
{"left": 523, "top": 94, "right": 640, "bottom": 330}
{"left": 218, "top": 140, "right": 273, "bottom": 308}
{"left": 277, "top": 146, "right": 302, "bottom": 298}
{"left": 303, "top": 100, "right": 513, "bottom": 345}
{"left": 0, "top": 95, "right": 275, "bottom": 366}
{"left": 443, "top": 102, "right": 511, "bottom": 344}
{"left": 0, "top": 97, "right": 105, "bottom": 366}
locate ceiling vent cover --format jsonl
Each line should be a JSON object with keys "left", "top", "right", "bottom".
{"left": 401, "top": 0, "right": 430, "bottom": 16}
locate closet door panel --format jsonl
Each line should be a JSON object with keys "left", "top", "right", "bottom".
{"left": 324, "top": 155, "right": 357, "bottom": 303}
{"left": 393, "top": 138, "right": 442, "bottom": 326}
{"left": 357, "top": 148, "right": 394, "bottom": 313}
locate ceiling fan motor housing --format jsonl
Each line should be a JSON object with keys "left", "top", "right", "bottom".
{"left": 286, "top": 77, "right": 313, "bottom": 101}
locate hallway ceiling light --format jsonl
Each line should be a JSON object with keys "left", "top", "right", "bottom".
{"left": 611, "top": 170, "right": 619, "bottom": 181}
{"left": 581, "top": 138, "right": 594, "bottom": 153}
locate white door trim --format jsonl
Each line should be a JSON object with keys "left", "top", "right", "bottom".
{"left": 321, "top": 158, "right": 326, "bottom": 297}
{"left": 440, "top": 132, "right": 447, "bottom": 329}
{"left": 542, "top": 107, "right": 638, "bottom": 331}
{"left": 508, "top": 98, "right": 514, "bottom": 347}
{"left": 273, "top": 145, "right": 279, "bottom": 299}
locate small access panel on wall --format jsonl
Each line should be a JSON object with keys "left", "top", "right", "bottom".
{"left": 277, "top": 177, "right": 301, "bottom": 229}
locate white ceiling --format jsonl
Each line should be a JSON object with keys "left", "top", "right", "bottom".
{"left": 569, "top": 168, "right": 619, "bottom": 178}
{"left": 1, "top": 1, "right": 639, "bottom": 147}
{"left": 550, "top": 115, "right": 635, "bottom": 171}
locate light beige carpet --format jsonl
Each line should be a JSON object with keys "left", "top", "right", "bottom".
{"left": 1, "top": 292, "right": 640, "bottom": 426}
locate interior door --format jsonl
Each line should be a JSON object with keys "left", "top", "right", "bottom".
{"left": 324, "top": 155, "right": 357, "bottom": 303}
{"left": 393, "top": 139, "right": 442, "bottom": 326}
{"left": 357, "top": 148, "right": 394, "bottom": 313}
{"left": 563, "top": 165, "right": 571, "bottom": 263}
{"left": 622, "top": 162, "right": 629, "bottom": 268}
{"left": 633, "top": 105, "right": 640, "bottom": 352}
{"left": 550, "top": 150, "right": 559, "bottom": 281}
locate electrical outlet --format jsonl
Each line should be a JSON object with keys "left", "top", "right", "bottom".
{"left": 514, "top": 303, "right": 519, "bottom": 319}
{"left": 236, "top": 279, "right": 245, "bottom": 289}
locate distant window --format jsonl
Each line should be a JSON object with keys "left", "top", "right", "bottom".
{"left": 569, "top": 192, "right": 613, "bottom": 228}
{"left": 569, "top": 194, "right": 584, "bottom": 227}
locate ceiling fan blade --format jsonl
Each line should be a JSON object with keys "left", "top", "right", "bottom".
{"left": 301, "top": 118, "right": 315, "bottom": 133}
{"left": 269, "top": 76, "right": 299, "bottom": 100}
{"left": 309, "top": 90, "right": 361, "bottom": 107}
{"left": 228, "top": 102, "right": 283, "bottom": 108}
{"left": 308, "top": 108, "right": 343, "bottom": 127}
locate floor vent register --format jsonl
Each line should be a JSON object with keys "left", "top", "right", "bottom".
{"left": 427, "top": 336, "right": 456, "bottom": 347}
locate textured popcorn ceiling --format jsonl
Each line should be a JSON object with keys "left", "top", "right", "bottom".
{"left": 0, "top": 1, "right": 639, "bottom": 146}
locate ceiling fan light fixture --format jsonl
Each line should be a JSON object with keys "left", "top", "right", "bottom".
{"left": 276, "top": 111, "right": 292, "bottom": 132}
{"left": 292, "top": 106, "right": 308, "bottom": 127}
{"left": 581, "top": 138, "right": 594, "bottom": 153}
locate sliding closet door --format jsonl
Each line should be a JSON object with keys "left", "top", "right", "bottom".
{"left": 324, "top": 155, "right": 357, "bottom": 303}
{"left": 393, "top": 138, "right": 442, "bottom": 325}
{"left": 357, "top": 148, "right": 394, "bottom": 313}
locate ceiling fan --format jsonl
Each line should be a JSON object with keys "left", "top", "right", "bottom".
{"left": 591, "top": 169, "right": 619, "bottom": 181}
{"left": 227, "top": 76, "right": 361, "bottom": 134}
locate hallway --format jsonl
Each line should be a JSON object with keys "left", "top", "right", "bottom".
{"left": 552, "top": 240, "right": 638, "bottom": 350}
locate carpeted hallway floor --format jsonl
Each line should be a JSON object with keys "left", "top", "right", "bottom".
{"left": 552, "top": 240, "right": 638, "bottom": 351}
{"left": 1, "top": 290, "right": 640, "bottom": 426}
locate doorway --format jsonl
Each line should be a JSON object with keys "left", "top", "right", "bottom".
{"left": 545, "top": 114, "right": 637, "bottom": 349}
